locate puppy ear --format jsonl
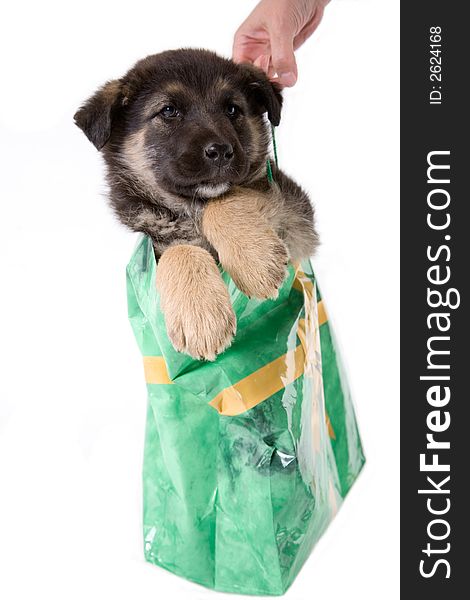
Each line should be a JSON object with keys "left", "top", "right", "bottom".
{"left": 242, "top": 65, "right": 283, "bottom": 126}
{"left": 74, "top": 80, "right": 125, "bottom": 150}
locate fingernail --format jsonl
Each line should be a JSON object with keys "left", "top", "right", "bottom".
{"left": 279, "top": 71, "right": 297, "bottom": 87}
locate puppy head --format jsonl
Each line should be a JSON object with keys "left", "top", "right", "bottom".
{"left": 74, "top": 49, "right": 282, "bottom": 201}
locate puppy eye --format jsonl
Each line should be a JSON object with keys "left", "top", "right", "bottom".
{"left": 225, "top": 104, "right": 241, "bottom": 118}
{"left": 160, "top": 105, "right": 179, "bottom": 119}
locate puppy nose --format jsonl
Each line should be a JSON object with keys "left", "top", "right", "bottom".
{"left": 204, "top": 143, "right": 234, "bottom": 166}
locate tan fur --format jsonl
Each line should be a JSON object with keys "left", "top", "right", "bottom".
{"left": 202, "top": 188, "right": 289, "bottom": 299}
{"left": 156, "top": 245, "right": 236, "bottom": 361}
{"left": 245, "top": 118, "right": 267, "bottom": 177}
{"left": 120, "top": 130, "right": 156, "bottom": 192}
{"left": 268, "top": 182, "right": 319, "bottom": 262}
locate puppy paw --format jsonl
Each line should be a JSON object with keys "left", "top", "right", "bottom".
{"left": 166, "top": 296, "right": 236, "bottom": 361}
{"left": 226, "top": 233, "right": 289, "bottom": 300}
{"left": 156, "top": 245, "right": 236, "bottom": 361}
{"left": 201, "top": 192, "right": 289, "bottom": 300}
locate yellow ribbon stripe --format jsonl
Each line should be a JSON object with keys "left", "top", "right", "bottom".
{"left": 209, "top": 302, "right": 326, "bottom": 416}
{"left": 143, "top": 356, "right": 172, "bottom": 385}
{"left": 141, "top": 298, "right": 334, "bottom": 436}
{"left": 142, "top": 300, "right": 326, "bottom": 387}
{"left": 209, "top": 344, "right": 305, "bottom": 416}
{"left": 142, "top": 271, "right": 331, "bottom": 433}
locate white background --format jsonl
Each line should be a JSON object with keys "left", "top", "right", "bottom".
{"left": 0, "top": 1, "right": 399, "bottom": 598}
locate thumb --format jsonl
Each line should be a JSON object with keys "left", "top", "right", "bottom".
{"left": 270, "top": 26, "right": 298, "bottom": 87}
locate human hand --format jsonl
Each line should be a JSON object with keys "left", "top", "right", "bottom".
{"left": 233, "top": 0, "right": 329, "bottom": 87}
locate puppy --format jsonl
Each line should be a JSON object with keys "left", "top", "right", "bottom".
{"left": 75, "top": 49, "right": 318, "bottom": 360}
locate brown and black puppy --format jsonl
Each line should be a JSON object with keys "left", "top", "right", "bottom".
{"left": 75, "top": 48, "right": 318, "bottom": 360}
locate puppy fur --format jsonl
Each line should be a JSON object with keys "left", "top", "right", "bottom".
{"left": 75, "top": 49, "right": 318, "bottom": 360}
{"left": 156, "top": 245, "right": 236, "bottom": 361}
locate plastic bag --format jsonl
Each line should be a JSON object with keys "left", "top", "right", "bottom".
{"left": 126, "top": 235, "right": 365, "bottom": 595}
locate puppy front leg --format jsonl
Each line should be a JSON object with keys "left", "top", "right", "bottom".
{"left": 202, "top": 189, "right": 288, "bottom": 299}
{"left": 156, "top": 245, "right": 236, "bottom": 361}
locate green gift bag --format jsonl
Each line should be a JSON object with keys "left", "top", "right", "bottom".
{"left": 126, "top": 235, "right": 365, "bottom": 596}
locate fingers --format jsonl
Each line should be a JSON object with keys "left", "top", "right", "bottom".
{"left": 254, "top": 54, "right": 272, "bottom": 75}
{"left": 232, "top": 36, "right": 272, "bottom": 75}
{"left": 270, "top": 26, "right": 298, "bottom": 87}
{"left": 234, "top": 32, "right": 298, "bottom": 87}
{"left": 232, "top": 34, "right": 251, "bottom": 65}
{"left": 233, "top": 0, "right": 323, "bottom": 87}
